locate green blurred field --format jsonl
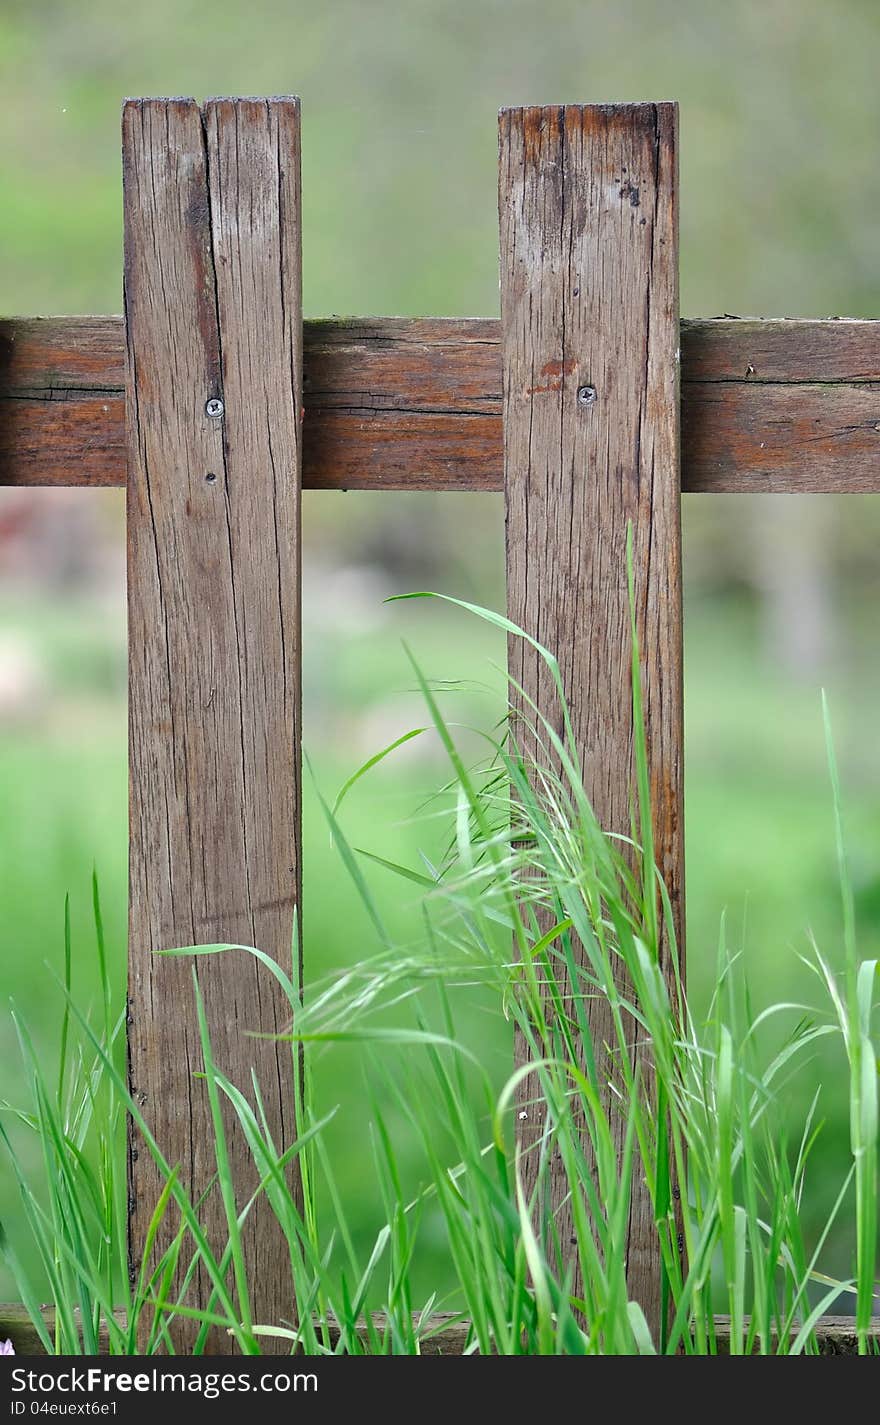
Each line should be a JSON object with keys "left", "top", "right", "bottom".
{"left": 2, "top": 0, "right": 879, "bottom": 1304}
{"left": 2, "top": 524, "right": 879, "bottom": 1299}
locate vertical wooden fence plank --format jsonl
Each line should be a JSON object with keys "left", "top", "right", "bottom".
{"left": 499, "top": 103, "right": 683, "bottom": 1326}
{"left": 124, "top": 96, "right": 302, "bottom": 1347}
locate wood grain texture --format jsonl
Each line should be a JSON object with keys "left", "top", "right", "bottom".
{"left": 499, "top": 103, "right": 683, "bottom": 1326}
{"left": 3, "top": 316, "right": 880, "bottom": 492}
{"left": 0, "top": 316, "right": 124, "bottom": 486}
{"left": 124, "top": 97, "right": 302, "bottom": 1349}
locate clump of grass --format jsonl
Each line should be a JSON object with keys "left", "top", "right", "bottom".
{"left": 2, "top": 577, "right": 877, "bottom": 1353}
{"left": 275, "top": 583, "right": 877, "bottom": 1353}
{"left": 0, "top": 876, "right": 191, "bottom": 1353}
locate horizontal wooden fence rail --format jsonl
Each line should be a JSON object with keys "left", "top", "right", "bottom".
{"left": 2, "top": 315, "right": 880, "bottom": 494}
{"left": 0, "top": 1303, "right": 873, "bottom": 1357}
{"left": 2, "top": 96, "right": 879, "bottom": 1360}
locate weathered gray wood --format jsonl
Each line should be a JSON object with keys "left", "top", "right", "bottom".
{"left": 499, "top": 103, "right": 683, "bottom": 1327}
{"left": 124, "top": 96, "right": 302, "bottom": 1349}
{"left": 3, "top": 316, "right": 880, "bottom": 492}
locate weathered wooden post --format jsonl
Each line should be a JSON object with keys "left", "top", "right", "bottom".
{"left": 4, "top": 94, "right": 880, "bottom": 1358}
{"left": 499, "top": 103, "right": 684, "bottom": 1325}
{"left": 123, "top": 97, "right": 303, "bottom": 1347}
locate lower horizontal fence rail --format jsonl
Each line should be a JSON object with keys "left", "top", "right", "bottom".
{"left": 2, "top": 316, "right": 880, "bottom": 493}
{"left": 0, "top": 1304, "right": 877, "bottom": 1355}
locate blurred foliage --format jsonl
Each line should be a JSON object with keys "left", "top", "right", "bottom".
{"left": 1, "top": 0, "right": 879, "bottom": 1303}
{"left": 2, "top": 0, "right": 880, "bottom": 319}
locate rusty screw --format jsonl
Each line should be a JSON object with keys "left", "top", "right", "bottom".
{"left": 205, "top": 397, "right": 224, "bottom": 418}
{"left": 577, "top": 385, "right": 596, "bottom": 406}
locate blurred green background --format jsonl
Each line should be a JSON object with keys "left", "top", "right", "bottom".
{"left": 1, "top": 0, "right": 879, "bottom": 1305}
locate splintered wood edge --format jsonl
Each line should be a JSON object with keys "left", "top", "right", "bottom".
{"left": 2, "top": 316, "right": 880, "bottom": 492}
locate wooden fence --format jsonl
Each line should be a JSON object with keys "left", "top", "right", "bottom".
{"left": 0, "top": 97, "right": 878, "bottom": 1353}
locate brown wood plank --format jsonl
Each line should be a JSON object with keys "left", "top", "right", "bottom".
{"left": 2, "top": 315, "right": 880, "bottom": 492}
{"left": 499, "top": 102, "right": 683, "bottom": 1328}
{"left": 681, "top": 316, "right": 880, "bottom": 382}
{"left": 0, "top": 316, "right": 125, "bottom": 486}
{"left": 0, "top": 1302, "right": 470, "bottom": 1356}
{"left": 0, "top": 391, "right": 124, "bottom": 486}
{"left": 681, "top": 381, "right": 880, "bottom": 492}
{"left": 124, "top": 97, "right": 302, "bottom": 1350}
{"left": 2, "top": 1301, "right": 875, "bottom": 1355}
{"left": 0, "top": 1305, "right": 119, "bottom": 1356}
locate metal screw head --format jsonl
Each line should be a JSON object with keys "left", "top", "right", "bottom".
{"left": 205, "top": 397, "right": 224, "bottom": 418}
{"left": 577, "top": 385, "right": 596, "bottom": 406}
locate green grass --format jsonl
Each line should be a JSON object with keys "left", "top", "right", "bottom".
{"left": 0, "top": 700, "right": 127, "bottom": 1310}
{"left": 2, "top": 0, "right": 879, "bottom": 1354}
{"left": 2, "top": 570, "right": 880, "bottom": 1309}
{"left": 1, "top": 588, "right": 877, "bottom": 1353}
